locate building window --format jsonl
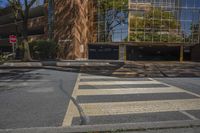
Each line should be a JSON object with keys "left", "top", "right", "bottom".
{"left": 93, "top": 0, "right": 200, "bottom": 45}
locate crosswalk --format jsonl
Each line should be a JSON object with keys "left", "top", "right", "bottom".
{"left": 62, "top": 74, "right": 200, "bottom": 126}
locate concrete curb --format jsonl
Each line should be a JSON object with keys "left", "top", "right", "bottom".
{"left": 0, "top": 120, "right": 200, "bottom": 133}
{"left": 0, "top": 61, "right": 124, "bottom": 68}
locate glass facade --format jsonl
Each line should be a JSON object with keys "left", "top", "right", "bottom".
{"left": 94, "top": 0, "right": 200, "bottom": 44}
{"left": 95, "top": 0, "right": 129, "bottom": 42}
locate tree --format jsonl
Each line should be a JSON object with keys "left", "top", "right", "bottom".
{"left": 97, "top": 0, "right": 128, "bottom": 42}
{"left": 7, "top": 0, "right": 39, "bottom": 61}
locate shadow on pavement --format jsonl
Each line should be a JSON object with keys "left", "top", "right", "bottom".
{"left": 1, "top": 61, "right": 200, "bottom": 78}
{"left": 40, "top": 61, "right": 200, "bottom": 78}
{"left": 0, "top": 69, "right": 48, "bottom": 80}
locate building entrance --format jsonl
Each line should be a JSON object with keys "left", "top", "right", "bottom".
{"left": 126, "top": 46, "right": 181, "bottom": 61}
{"left": 88, "top": 44, "right": 119, "bottom": 60}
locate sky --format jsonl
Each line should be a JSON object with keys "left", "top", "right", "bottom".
{"left": 0, "top": 0, "right": 8, "bottom": 7}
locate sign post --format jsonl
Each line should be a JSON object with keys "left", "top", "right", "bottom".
{"left": 9, "top": 35, "right": 17, "bottom": 58}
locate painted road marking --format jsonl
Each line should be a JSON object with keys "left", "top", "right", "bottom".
{"left": 80, "top": 78, "right": 151, "bottom": 82}
{"left": 62, "top": 74, "right": 80, "bottom": 127}
{"left": 78, "top": 81, "right": 161, "bottom": 86}
{"left": 78, "top": 99, "right": 200, "bottom": 117}
{"left": 179, "top": 110, "right": 199, "bottom": 120}
{"left": 80, "top": 76, "right": 118, "bottom": 79}
{"left": 150, "top": 78, "right": 200, "bottom": 98}
{"left": 63, "top": 74, "right": 200, "bottom": 126}
{"left": 80, "top": 74, "right": 151, "bottom": 80}
{"left": 76, "top": 87, "right": 185, "bottom": 96}
{"left": 80, "top": 75, "right": 151, "bottom": 80}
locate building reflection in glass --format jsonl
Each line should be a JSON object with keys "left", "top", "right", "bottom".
{"left": 94, "top": 0, "right": 200, "bottom": 44}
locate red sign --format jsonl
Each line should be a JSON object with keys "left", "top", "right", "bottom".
{"left": 9, "top": 35, "right": 17, "bottom": 43}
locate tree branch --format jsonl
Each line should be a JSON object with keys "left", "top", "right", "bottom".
{"left": 28, "top": 0, "right": 37, "bottom": 8}
{"left": 7, "top": 0, "right": 24, "bottom": 18}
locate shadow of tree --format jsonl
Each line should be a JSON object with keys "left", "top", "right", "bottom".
{"left": 43, "top": 62, "right": 200, "bottom": 78}
{"left": 0, "top": 69, "right": 49, "bottom": 81}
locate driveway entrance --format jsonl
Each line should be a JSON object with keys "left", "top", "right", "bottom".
{"left": 126, "top": 46, "right": 181, "bottom": 61}
{"left": 88, "top": 44, "right": 119, "bottom": 60}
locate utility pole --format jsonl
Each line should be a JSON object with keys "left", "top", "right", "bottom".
{"left": 48, "top": 0, "right": 54, "bottom": 40}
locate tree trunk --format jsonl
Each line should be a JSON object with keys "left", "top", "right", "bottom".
{"left": 54, "top": 0, "right": 91, "bottom": 59}
{"left": 22, "top": 15, "right": 32, "bottom": 61}
{"left": 23, "top": 39, "right": 32, "bottom": 61}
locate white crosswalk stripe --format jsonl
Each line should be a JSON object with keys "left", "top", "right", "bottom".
{"left": 78, "top": 81, "right": 161, "bottom": 85}
{"left": 80, "top": 76, "right": 118, "bottom": 79}
{"left": 63, "top": 74, "right": 200, "bottom": 126}
{"left": 78, "top": 99, "right": 200, "bottom": 117}
{"left": 77, "top": 87, "right": 185, "bottom": 96}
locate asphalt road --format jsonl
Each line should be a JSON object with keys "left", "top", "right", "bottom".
{"left": 1, "top": 69, "right": 200, "bottom": 132}
{"left": 155, "top": 78, "right": 200, "bottom": 95}
{"left": 0, "top": 69, "right": 78, "bottom": 129}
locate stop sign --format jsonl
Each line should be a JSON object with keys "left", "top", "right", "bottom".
{"left": 9, "top": 35, "right": 17, "bottom": 43}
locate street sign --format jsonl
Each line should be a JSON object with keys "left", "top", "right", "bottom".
{"left": 9, "top": 35, "right": 17, "bottom": 44}
{"left": 9, "top": 35, "right": 17, "bottom": 58}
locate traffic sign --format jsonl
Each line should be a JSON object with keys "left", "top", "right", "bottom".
{"left": 9, "top": 35, "right": 17, "bottom": 58}
{"left": 9, "top": 35, "right": 17, "bottom": 43}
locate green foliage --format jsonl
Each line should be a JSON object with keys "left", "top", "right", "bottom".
{"left": 97, "top": 0, "right": 128, "bottom": 41}
{"left": 129, "top": 7, "right": 182, "bottom": 42}
{"left": 0, "top": 54, "right": 5, "bottom": 63}
{"left": 98, "top": 0, "right": 128, "bottom": 11}
{"left": 29, "top": 40, "right": 58, "bottom": 60}
{"left": 0, "top": 53, "right": 13, "bottom": 63}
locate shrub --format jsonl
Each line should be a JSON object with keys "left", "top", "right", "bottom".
{"left": 29, "top": 40, "right": 58, "bottom": 60}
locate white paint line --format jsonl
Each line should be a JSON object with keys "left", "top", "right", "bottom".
{"left": 80, "top": 79, "right": 151, "bottom": 82}
{"left": 80, "top": 76, "right": 119, "bottom": 79}
{"left": 62, "top": 74, "right": 80, "bottom": 127}
{"left": 78, "top": 81, "right": 161, "bottom": 86}
{"left": 179, "top": 110, "right": 199, "bottom": 120}
{"left": 77, "top": 87, "right": 185, "bottom": 96}
{"left": 74, "top": 99, "right": 200, "bottom": 117}
{"left": 149, "top": 78, "right": 200, "bottom": 98}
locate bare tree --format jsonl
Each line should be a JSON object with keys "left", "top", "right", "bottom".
{"left": 98, "top": 0, "right": 128, "bottom": 42}
{"left": 7, "top": 0, "right": 39, "bottom": 61}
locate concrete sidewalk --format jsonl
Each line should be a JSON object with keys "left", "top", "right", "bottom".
{"left": 1, "top": 61, "right": 200, "bottom": 77}
{"left": 112, "top": 61, "right": 200, "bottom": 77}
{"left": 0, "top": 120, "right": 200, "bottom": 133}
{"left": 0, "top": 60, "right": 123, "bottom": 67}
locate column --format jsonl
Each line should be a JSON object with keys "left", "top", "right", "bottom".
{"left": 119, "top": 44, "right": 126, "bottom": 61}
